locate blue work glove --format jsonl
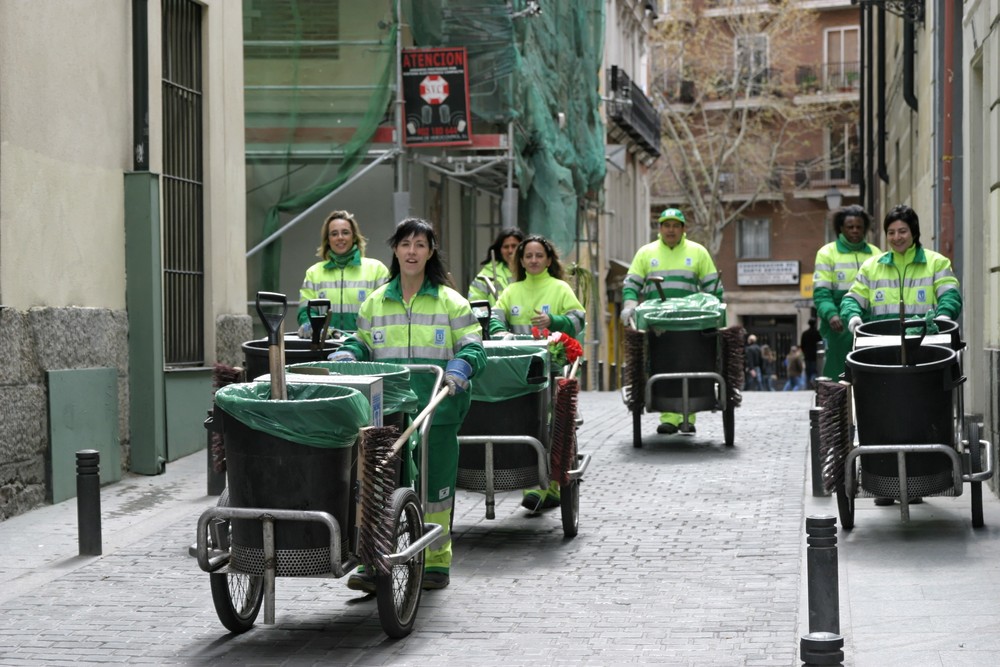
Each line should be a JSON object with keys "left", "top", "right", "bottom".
{"left": 444, "top": 358, "right": 472, "bottom": 395}
{"left": 297, "top": 322, "right": 312, "bottom": 339}
{"left": 327, "top": 349, "right": 356, "bottom": 362}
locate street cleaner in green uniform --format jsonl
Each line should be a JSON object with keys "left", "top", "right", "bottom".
{"left": 812, "top": 205, "right": 881, "bottom": 381}
{"left": 621, "top": 208, "right": 723, "bottom": 435}
{"left": 488, "top": 234, "right": 586, "bottom": 511}
{"left": 331, "top": 217, "right": 486, "bottom": 591}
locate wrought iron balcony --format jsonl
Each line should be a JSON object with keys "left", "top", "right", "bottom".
{"left": 607, "top": 65, "right": 661, "bottom": 161}
{"left": 795, "top": 62, "right": 861, "bottom": 95}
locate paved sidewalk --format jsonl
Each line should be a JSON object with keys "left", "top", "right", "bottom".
{"left": 0, "top": 389, "right": 999, "bottom": 665}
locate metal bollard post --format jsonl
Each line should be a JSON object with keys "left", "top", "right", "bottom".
{"left": 800, "top": 515, "right": 844, "bottom": 666}
{"left": 809, "top": 407, "right": 828, "bottom": 496}
{"left": 597, "top": 361, "right": 604, "bottom": 391}
{"left": 609, "top": 363, "right": 617, "bottom": 391}
{"left": 76, "top": 449, "right": 102, "bottom": 556}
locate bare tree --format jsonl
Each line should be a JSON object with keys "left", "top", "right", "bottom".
{"left": 650, "top": 0, "right": 851, "bottom": 255}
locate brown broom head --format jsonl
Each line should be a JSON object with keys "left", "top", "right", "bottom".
{"left": 719, "top": 326, "right": 746, "bottom": 408}
{"left": 209, "top": 363, "right": 243, "bottom": 474}
{"left": 816, "top": 380, "right": 851, "bottom": 494}
{"left": 622, "top": 328, "right": 646, "bottom": 409}
{"left": 356, "top": 425, "right": 401, "bottom": 575}
{"left": 550, "top": 376, "right": 580, "bottom": 487}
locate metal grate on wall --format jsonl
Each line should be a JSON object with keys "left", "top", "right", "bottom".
{"left": 162, "top": 0, "right": 204, "bottom": 366}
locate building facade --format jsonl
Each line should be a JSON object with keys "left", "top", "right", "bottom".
{"left": 0, "top": 0, "right": 248, "bottom": 519}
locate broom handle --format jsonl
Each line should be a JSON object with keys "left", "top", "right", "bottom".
{"left": 380, "top": 386, "right": 452, "bottom": 466}
{"left": 567, "top": 357, "right": 581, "bottom": 379}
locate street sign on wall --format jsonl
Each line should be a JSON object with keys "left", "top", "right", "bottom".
{"left": 401, "top": 47, "right": 472, "bottom": 147}
{"left": 736, "top": 260, "right": 800, "bottom": 286}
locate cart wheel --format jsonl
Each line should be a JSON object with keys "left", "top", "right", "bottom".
{"left": 632, "top": 406, "right": 643, "bottom": 448}
{"left": 560, "top": 479, "right": 580, "bottom": 538}
{"left": 375, "top": 487, "right": 425, "bottom": 638}
{"left": 209, "top": 490, "right": 263, "bottom": 634}
{"left": 836, "top": 459, "right": 856, "bottom": 530}
{"left": 969, "top": 422, "right": 984, "bottom": 529}
{"left": 722, "top": 402, "right": 735, "bottom": 447}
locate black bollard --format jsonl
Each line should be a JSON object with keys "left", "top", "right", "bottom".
{"left": 76, "top": 449, "right": 102, "bottom": 556}
{"left": 800, "top": 515, "right": 844, "bottom": 665}
{"left": 609, "top": 363, "right": 617, "bottom": 391}
{"left": 597, "top": 361, "right": 604, "bottom": 391}
{"left": 809, "top": 407, "right": 828, "bottom": 497}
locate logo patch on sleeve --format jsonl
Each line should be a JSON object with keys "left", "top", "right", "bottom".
{"left": 373, "top": 329, "right": 386, "bottom": 344}
{"left": 357, "top": 289, "right": 366, "bottom": 301}
{"left": 685, "top": 257, "right": 693, "bottom": 266}
{"left": 874, "top": 289, "right": 885, "bottom": 303}
{"left": 511, "top": 305, "right": 521, "bottom": 316}
{"left": 435, "top": 328, "right": 446, "bottom": 345}
{"left": 916, "top": 289, "right": 926, "bottom": 302}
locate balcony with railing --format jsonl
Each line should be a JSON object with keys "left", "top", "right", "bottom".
{"left": 793, "top": 153, "right": 861, "bottom": 202}
{"left": 794, "top": 61, "right": 861, "bottom": 96}
{"left": 607, "top": 65, "right": 661, "bottom": 163}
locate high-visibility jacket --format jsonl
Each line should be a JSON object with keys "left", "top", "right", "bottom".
{"left": 467, "top": 261, "right": 513, "bottom": 308}
{"left": 488, "top": 271, "right": 586, "bottom": 340}
{"left": 623, "top": 234, "right": 723, "bottom": 302}
{"left": 338, "top": 276, "right": 486, "bottom": 426}
{"left": 813, "top": 236, "right": 881, "bottom": 336}
{"left": 841, "top": 244, "right": 962, "bottom": 322}
{"left": 297, "top": 246, "right": 390, "bottom": 332}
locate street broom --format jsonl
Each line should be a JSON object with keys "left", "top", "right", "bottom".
{"left": 550, "top": 358, "right": 581, "bottom": 487}
{"left": 816, "top": 380, "right": 852, "bottom": 494}
{"left": 622, "top": 327, "right": 646, "bottom": 410}
{"left": 357, "top": 386, "right": 451, "bottom": 574}
{"left": 719, "top": 326, "right": 746, "bottom": 408}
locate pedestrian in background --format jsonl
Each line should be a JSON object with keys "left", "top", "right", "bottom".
{"left": 812, "top": 205, "right": 880, "bottom": 381}
{"left": 760, "top": 344, "right": 776, "bottom": 391}
{"left": 297, "top": 209, "right": 390, "bottom": 337}
{"left": 330, "top": 217, "right": 486, "bottom": 591}
{"left": 744, "top": 334, "right": 763, "bottom": 391}
{"left": 621, "top": 208, "right": 723, "bottom": 434}
{"left": 783, "top": 346, "right": 805, "bottom": 391}
{"left": 800, "top": 318, "right": 822, "bottom": 387}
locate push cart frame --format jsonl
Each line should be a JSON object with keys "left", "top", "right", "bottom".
{"left": 456, "top": 339, "right": 591, "bottom": 537}
{"left": 834, "top": 326, "right": 994, "bottom": 529}
{"left": 194, "top": 364, "right": 446, "bottom": 638}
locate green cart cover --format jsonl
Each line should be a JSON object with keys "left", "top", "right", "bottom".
{"left": 472, "top": 345, "right": 550, "bottom": 402}
{"left": 636, "top": 293, "right": 726, "bottom": 333}
{"left": 287, "top": 360, "right": 419, "bottom": 415}
{"left": 214, "top": 382, "right": 369, "bottom": 449}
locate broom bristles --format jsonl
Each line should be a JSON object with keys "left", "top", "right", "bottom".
{"left": 210, "top": 363, "right": 243, "bottom": 474}
{"left": 816, "top": 381, "right": 851, "bottom": 494}
{"left": 550, "top": 376, "right": 579, "bottom": 486}
{"left": 719, "top": 327, "right": 745, "bottom": 408}
{"left": 357, "top": 425, "right": 401, "bottom": 575}
{"left": 623, "top": 328, "right": 646, "bottom": 409}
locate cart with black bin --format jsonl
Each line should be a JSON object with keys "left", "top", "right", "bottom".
{"left": 622, "top": 287, "right": 744, "bottom": 448}
{"left": 818, "top": 316, "right": 994, "bottom": 529}
{"left": 195, "top": 293, "right": 445, "bottom": 638}
{"left": 456, "top": 339, "right": 590, "bottom": 537}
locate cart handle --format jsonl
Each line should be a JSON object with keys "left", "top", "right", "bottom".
{"left": 255, "top": 292, "right": 287, "bottom": 346}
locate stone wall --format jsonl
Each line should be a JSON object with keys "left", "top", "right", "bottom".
{"left": 216, "top": 313, "right": 253, "bottom": 370}
{"left": 0, "top": 307, "right": 129, "bottom": 520}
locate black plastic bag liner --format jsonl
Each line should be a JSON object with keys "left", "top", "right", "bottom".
{"left": 214, "top": 382, "right": 369, "bottom": 448}
{"left": 636, "top": 293, "right": 726, "bottom": 332}
{"left": 288, "top": 360, "right": 419, "bottom": 415}
{"left": 471, "top": 345, "right": 550, "bottom": 403}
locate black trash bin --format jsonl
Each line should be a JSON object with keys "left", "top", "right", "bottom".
{"left": 213, "top": 382, "right": 369, "bottom": 576}
{"left": 856, "top": 317, "right": 962, "bottom": 350}
{"left": 846, "top": 344, "right": 962, "bottom": 498}
{"left": 458, "top": 345, "right": 550, "bottom": 491}
{"left": 242, "top": 335, "right": 342, "bottom": 381}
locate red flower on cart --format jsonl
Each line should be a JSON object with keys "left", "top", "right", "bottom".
{"left": 545, "top": 331, "right": 583, "bottom": 368}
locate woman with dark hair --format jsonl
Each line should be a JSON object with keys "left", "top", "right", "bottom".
{"left": 487, "top": 234, "right": 585, "bottom": 511}
{"left": 329, "top": 217, "right": 486, "bottom": 591}
{"left": 811, "top": 204, "right": 880, "bottom": 380}
{"left": 841, "top": 204, "right": 962, "bottom": 332}
{"left": 468, "top": 227, "right": 525, "bottom": 306}
{"left": 488, "top": 234, "right": 585, "bottom": 341}
{"left": 296, "top": 209, "right": 390, "bottom": 336}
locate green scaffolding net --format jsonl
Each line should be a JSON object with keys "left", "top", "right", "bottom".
{"left": 243, "top": 0, "right": 606, "bottom": 291}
